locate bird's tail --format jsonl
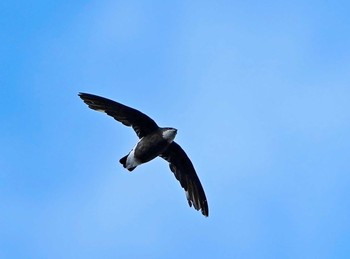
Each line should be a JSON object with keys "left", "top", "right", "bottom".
{"left": 119, "top": 155, "right": 136, "bottom": 172}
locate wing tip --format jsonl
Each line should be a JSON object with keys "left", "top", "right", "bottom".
{"left": 196, "top": 203, "right": 209, "bottom": 217}
{"left": 187, "top": 193, "right": 209, "bottom": 217}
{"left": 202, "top": 205, "right": 209, "bottom": 217}
{"left": 199, "top": 202, "right": 209, "bottom": 217}
{"left": 78, "top": 92, "right": 94, "bottom": 100}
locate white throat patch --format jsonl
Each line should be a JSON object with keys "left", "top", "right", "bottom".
{"left": 162, "top": 128, "right": 177, "bottom": 143}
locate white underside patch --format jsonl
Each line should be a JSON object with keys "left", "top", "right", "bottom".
{"left": 125, "top": 148, "right": 141, "bottom": 169}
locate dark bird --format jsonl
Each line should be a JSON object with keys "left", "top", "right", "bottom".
{"left": 78, "top": 93, "right": 209, "bottom": 217}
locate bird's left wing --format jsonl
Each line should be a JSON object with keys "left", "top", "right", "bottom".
{"left": 78, "top": 93, "right": 159, "bottom": 138}
{"left": 160, "top": 142, "right": 209, "bottom": 217}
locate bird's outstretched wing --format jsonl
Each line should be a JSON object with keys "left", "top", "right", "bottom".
{"left": 78, "top": 93, "right": 159, "bottom": 138}
{"left": 161, "top": 142, "right": 209, "bottom": 217}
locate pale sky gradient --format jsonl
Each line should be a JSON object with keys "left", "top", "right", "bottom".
{"left": 1, "top": 1, "right": 350, "bottom": 258}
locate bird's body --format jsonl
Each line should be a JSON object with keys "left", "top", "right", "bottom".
{"left": 78, "top": 93, "right": 209, "bottom": 217}
{"left": 120, "top": 128, "right": 177, "bottom": 171}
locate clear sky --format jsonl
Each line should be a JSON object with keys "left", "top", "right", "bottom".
{"left": 1, "top": 0, "right": 350, "bottom": 258}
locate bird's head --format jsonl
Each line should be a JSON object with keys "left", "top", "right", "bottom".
{"left": 162, "top": 127, "right": 177, "bottom": 143}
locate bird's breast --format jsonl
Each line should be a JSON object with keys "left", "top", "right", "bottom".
{"left": 133, "top": 133, "right": 170, "bottom": 163}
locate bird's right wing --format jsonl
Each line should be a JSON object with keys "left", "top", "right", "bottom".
{"left": 161, "top": 142, "right": 209, "bottom": 217}
{"left": 78, "top": 93, "right": 159, "bottom": 138}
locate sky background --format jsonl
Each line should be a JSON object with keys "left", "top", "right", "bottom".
{"left": 1, "top": 0, "right": 350, "bottom": 258}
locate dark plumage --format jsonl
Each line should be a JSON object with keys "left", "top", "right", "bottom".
{"left": 78, "top": 93, "right": 209, "bottom": 217}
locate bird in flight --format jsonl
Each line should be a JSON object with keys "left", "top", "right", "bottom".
{"left": 78, "top": 93, "right": 209, "bottom": 217}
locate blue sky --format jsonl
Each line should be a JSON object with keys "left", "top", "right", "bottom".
{"left": 1, "top": 0, "right": 350, "bottom": 258}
